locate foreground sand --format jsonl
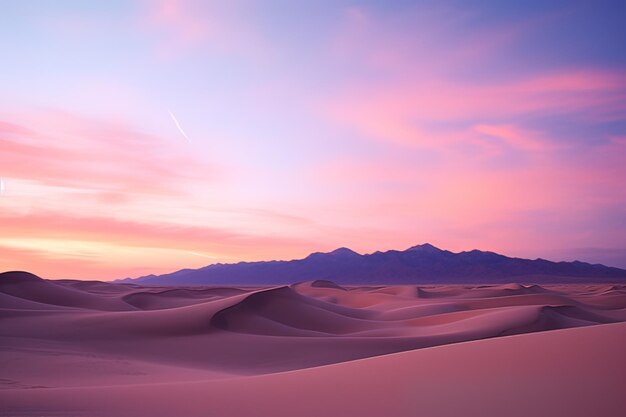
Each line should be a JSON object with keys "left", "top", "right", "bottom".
{"left": 1, "top": 272, "right": 625, "bottom": 416}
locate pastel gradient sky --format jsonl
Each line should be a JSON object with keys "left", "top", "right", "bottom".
{"left": 1, "top": 0, "right": 625, "bottom": 279}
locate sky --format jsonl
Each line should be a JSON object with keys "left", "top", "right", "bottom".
{"left": 1, "top": 0, "right": 625, "bottom": 280}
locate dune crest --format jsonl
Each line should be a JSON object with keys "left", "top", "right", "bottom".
{"left": 1, "top": 272, "right": 625, "bottom": 416}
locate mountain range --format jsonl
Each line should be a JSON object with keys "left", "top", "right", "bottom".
{"left": 118, "top": 244, "right": 626, "bottom": 285}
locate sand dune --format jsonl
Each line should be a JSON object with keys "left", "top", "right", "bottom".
{"left": 0, "top": 272, "right": 134, "bottom": 311}
{"left": 1, "top": 323, "right": 624, "bottom": 417}
{"left": 1, "top": 271, "right": 625, "bottom": 416}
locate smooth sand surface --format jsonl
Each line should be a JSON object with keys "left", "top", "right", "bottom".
{"left": 1, "top": 272, "right": 625, "bottom": 416}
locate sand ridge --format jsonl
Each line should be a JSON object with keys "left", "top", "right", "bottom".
{"left": 1, "top": 272, "right": 625, "bottom": 416}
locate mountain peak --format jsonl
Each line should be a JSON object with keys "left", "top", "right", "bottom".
{"left": 405, "top": 243, "right": 442, "bottom": 253}
{"left": 122, "top": 243, "right": 626, "bottom": 285}
{"left": 304, "top": 247, "right": 360, "bottom": 260}
{"left": 329, "top": 247, "right": 360, "bottom": 256}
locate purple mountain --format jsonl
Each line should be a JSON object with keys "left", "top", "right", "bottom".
{"left": 118, "top": 244, "right": 626, "bottom": 285}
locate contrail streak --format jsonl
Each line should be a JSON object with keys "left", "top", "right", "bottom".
{"left": 168, "top": 110, "right": 190, "bottom": 141}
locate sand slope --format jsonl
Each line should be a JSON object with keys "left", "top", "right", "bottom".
{"left": 1, "top": 272, "right": 625, "bottom": 416}
{"left": 1, "top": 323, "right": 624, "bottom": 417}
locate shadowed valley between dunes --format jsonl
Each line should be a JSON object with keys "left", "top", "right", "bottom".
{"left": 1, "top": 270, "right": 625, "bottom": 416}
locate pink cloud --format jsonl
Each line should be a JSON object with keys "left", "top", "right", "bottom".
{"left": 306, "top": 124, "right": 626, "bottom": 261}
{"left": 322, "top": 6, "right": 626, "bottom": 152}
{"left": 472, "top": 124, "right": 552, "bottom": 152}
{"left": 143, "top": 0, "right": 210, "bottom": 47}
{"left": 330, "top": 4, "right": 554, "bottom": 76}
{"left": 138, "top": 0, "right": 274, "bottom": 61}
{"left": 0, "top": 107, "right": 336, "bottom": 278}
{"left": 0, "top": 211, "right": 320, "bottom": 280}
{"left": 0, "top": 211, "right": 311, "bottom": 252}
{"left": 321, "top": 69, "right": 626, "bottom": 150}
{"left": 610, "top": 136, "right": 626, "bottom": 146}
{"left": 0, "top": 109, "right": 220, "bottom": 197}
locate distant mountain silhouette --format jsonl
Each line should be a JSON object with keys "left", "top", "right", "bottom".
{"left": 118, "top": 244, "right": 626, "bottom": 285}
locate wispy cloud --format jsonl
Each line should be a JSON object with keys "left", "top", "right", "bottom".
{"left": 0, "top": 109, "right": 217, "bottom": 196}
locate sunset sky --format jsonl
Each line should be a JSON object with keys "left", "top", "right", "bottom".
{"left": 1, "top": 0, "right": 625, "bottom": 279}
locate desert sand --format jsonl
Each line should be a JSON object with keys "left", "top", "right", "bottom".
{"left": 1, "top": 271, "right": 625, "bottom": 416}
